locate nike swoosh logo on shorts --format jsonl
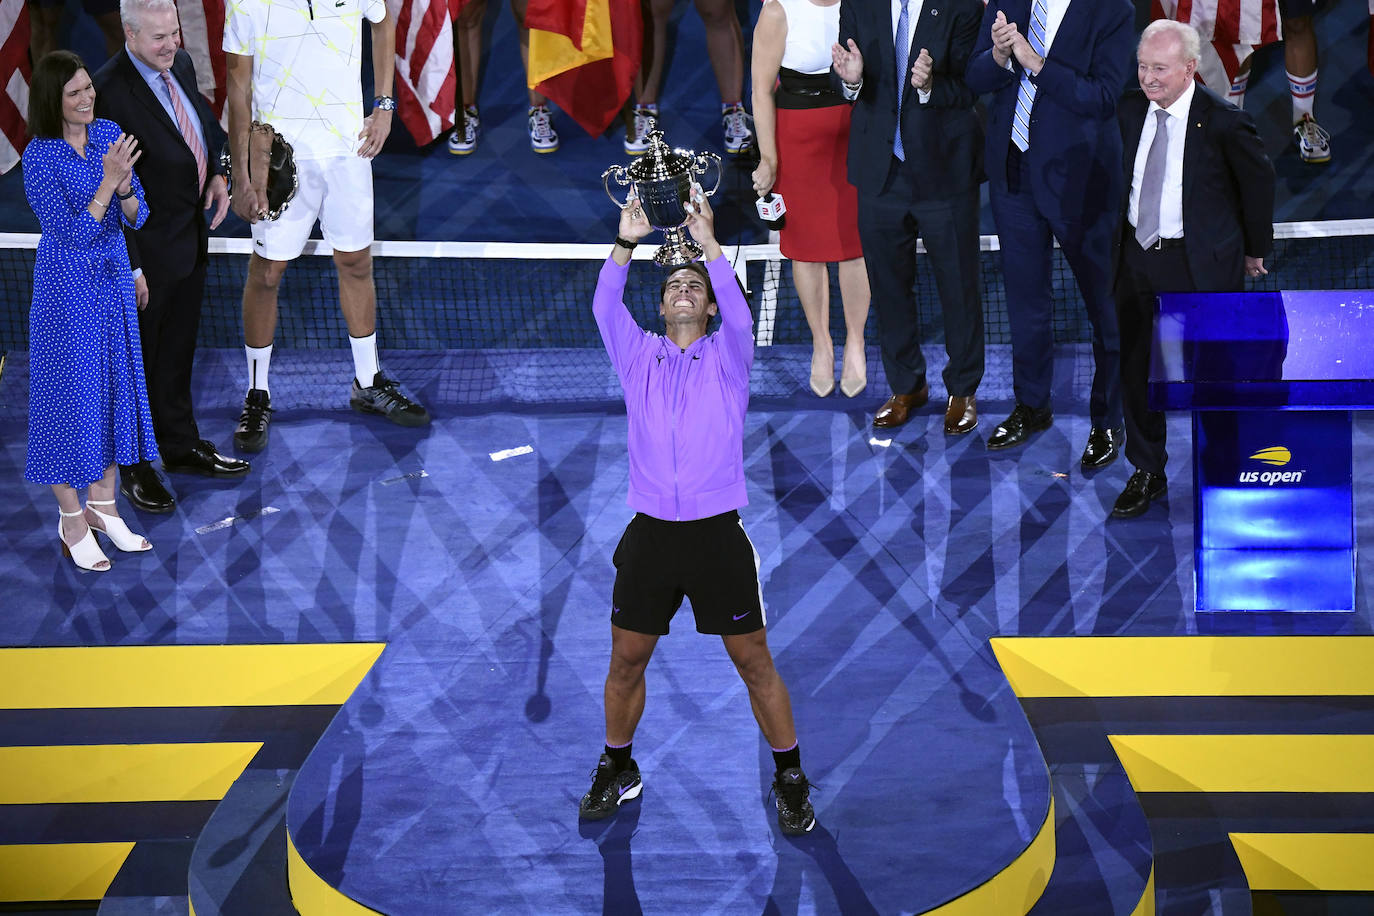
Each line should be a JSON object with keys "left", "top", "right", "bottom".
{"left": 733, "top": 612, "right": 749, "bottom": 620}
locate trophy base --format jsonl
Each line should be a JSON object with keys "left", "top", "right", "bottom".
{"left": 652, "top": 239, "right": 704, "bottom": 268}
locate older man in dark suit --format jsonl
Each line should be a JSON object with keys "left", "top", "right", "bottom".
{"left": 95, "top": 0, "right": 247, "bottom": 514}
{"left": 966, "top": 0, "right": 1133, "bottom": 465}
{"left": 1111, "top": 19, "right": 1275, "bottom": 518}
{"left": 832, "top": 0, "right": 985, "bottom": 434}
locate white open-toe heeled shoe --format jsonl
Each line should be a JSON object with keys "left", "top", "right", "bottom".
{"left": 59, "top": 508, "right": 111, "bottom": 571}
{"left": 86, "top": 500, "right": 152, "bottom": 552}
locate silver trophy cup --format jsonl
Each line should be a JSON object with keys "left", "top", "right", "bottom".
{"left": 602, "top": 130, "right": 722, "bottom": 267}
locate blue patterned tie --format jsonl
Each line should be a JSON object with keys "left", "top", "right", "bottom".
{"left": 894, "top": 0, "right": 911, "bottom": 161}
{"left": 1011, "top": 0, "right": 1048, "bottom": 152}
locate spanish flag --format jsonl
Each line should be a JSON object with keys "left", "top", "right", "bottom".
{"left": 525, "top": 0, "right": 642, "bottom": 137}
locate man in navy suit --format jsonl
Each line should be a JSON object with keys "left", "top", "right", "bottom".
{"left": 966, "top": 0, "right": 1133, "bottom": 464}
{"left": 1109, "top": 19, "right": 1274, "bottom": 518}
{"left": 95, "top": 0, "right": 248, "bottom": 514}
{"left": 832, "top": 0, "right": 985, "bottom": 434}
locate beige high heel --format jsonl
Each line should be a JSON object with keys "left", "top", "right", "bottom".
{"left": 59, "top": 508, "right": 111, "bottom": 571}
{"left": 809, "top": 349, "right": 835, "bottom": 398}
{"left": 86, "top": 499, "right": 151, "bottom": 552}
{"left": 840, "top": 347, "right": 867, "bottom": 398}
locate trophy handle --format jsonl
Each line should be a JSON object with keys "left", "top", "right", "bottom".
{"left": 601, "top": 165, "right": 632, "bottom": 208}
{"left": 691, "top": 153, "right": 723, "bottom": 198}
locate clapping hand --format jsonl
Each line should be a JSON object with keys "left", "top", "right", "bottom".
{"left": 991, "top": 11, "right": 1018, "bottom": 67}
{"left": 831, "top": 39, "right": 864, "bottom": 86}
{"left": 910, "top": 48, "right": 933, "bottom": 92}
{"left": 102, "top": 133, "right": 141, "bottom": 195}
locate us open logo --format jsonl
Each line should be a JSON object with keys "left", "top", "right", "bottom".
{"left": 1238, "top": 446, "right": 1305, "bottom": 485}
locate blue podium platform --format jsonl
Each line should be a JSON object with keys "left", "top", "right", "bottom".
{"left": 1151, "top": 289, "right": 1374, "bottom": 623}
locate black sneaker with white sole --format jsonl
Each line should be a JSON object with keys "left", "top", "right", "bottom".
{"left": 579, "top": 754, "right": 642, "bottom": 820}
{"left": 350, "top": 372, "right": 430, "bottom": 427}
{"left": 772, "top": 767, "right": 816, "bottom": 835}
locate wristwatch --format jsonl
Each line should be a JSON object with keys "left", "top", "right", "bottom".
{"left": 373, "top": 95, "right": 396, "bottom": 111}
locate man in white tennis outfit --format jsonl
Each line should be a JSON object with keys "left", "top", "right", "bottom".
{"left": 224, "top": 0, "right": 429, "bottom": 451}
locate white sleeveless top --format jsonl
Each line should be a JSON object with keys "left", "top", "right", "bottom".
{"left": 773, "top": 0, "right": 840, "bottom": 76}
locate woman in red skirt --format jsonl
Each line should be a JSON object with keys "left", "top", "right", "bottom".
{"left": 751, "top": 0, "right": 869, "bottom": 398}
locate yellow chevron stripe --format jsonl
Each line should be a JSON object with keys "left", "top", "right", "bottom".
{"left": 924, "top": 798, "right": 1055, "bottom": 915}
{"left": 1231, "top": 833, "right": 1374, "bottom": 891}
{"left": 0, "top": 743, "right": 261, "bottom": 804}
{"left": 991, "top": 637, "right": 1374, "bottom": 698}
{"left": 0, "top": 644, "right": 385, "bottom": 709}
{"left": 0, "top": 842, "right": 133, "bottom": 903}
{"left": 288, "top": 832, "right": 383, "bottom": 915}
{"left": 1109, "top": 735, "right": 1374, "bottom": 793}
{"left": 1132, "top": 867, "right": 1154, "bottom": 916}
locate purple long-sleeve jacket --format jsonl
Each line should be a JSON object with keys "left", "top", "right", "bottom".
{"left": 593, "top": 254, "right": 754, "bottom": 522}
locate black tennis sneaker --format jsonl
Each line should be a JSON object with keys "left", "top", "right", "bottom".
{"left": 579, "top": 754, "right": 642, "bottom": 820}
{"left": 772, "top": 767, "right": 816, "bottom": 835}
{"left": 350, "top": 372, "right": 430, "bottom": 427}
{"left": 233, "top": 388, "right": 273, "bottom": 452}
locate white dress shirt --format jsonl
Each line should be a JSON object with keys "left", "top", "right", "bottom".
{"left": 1128, "top": 80, "right": 1195, "bottom": 240}
{"left": 840, "top": 0, "right": 931, "bottom": 104}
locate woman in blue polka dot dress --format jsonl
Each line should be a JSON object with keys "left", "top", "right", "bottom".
{"left": 23, "top": 51, "right": 158, "bottom": 571}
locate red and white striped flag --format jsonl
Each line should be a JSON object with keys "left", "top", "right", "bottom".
{"left": 1, "top": 0, "right": 31, "bottom": 174}
{"left": 175, "top": 0, "right": 227, "bottom": 122}
{"left": 389, "top": 0, "right": 456, "bottom": 146}
{"left": 1152, "top": 0, "right": 1281, "bottom": 89}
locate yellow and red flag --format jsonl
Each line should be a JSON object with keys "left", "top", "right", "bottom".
{"left": 525, "top": 0, "right": 641, "bottom": 137}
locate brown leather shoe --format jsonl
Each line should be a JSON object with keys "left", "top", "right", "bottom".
{"left": 872, "top": 384, "right": 929, "bottom": 429}
{"left": 944, "top": 395, "right": 977, "bottom": 435}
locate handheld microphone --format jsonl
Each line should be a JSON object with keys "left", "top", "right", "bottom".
{"left": 755, "top": 192, "right": 787, "bottom": 230}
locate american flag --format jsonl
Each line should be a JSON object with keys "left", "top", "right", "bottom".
{"left": 0, "top": 0, "right": 31, "bottom": 174}
{"left": 1151, "top": 0, "right": 1280, "bottom": 89}
{"left": 389, "top": 0, "right": 456, "bottom": 146}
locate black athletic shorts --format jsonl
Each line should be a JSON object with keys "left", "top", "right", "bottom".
{"left": 610, "top": 510, "right": 766, "bottom": 636}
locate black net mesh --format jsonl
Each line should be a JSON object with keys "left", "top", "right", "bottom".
{"left": 2, "top": 230, "right": 1371, "bottom": 405}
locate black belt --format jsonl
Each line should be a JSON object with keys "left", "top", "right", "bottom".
{"left": 1138, "top": 236, "right": 1185, "bottom": 251}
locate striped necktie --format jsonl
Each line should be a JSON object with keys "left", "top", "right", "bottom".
{"left": 1010, "top": 0, "right": 1048, "bottom": 152}
{"left": 161, "top": 70, "right": 207, "bottom": 193}
{"left": 894, "top": 0, "right": 910, "bottom": 161}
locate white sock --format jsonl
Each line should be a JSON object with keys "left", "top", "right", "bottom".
{"left": 1287, "top": 68, "right": 1317, "bottom": 122}
{"left": 246, "top": 344, "right": 272, "bottom": 395}
{"left": 350, "top": 333, "right": 379, "bottom": 387}
{"left": 1227, "top": 70, "right": 1249, "bottom": 109}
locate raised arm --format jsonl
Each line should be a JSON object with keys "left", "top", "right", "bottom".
{"left": 594, "top": 192, "right": 654, "bottom": 373}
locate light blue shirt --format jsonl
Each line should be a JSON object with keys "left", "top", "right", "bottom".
{"left": 124, "top": 46, "right": 207, "bottom": 154}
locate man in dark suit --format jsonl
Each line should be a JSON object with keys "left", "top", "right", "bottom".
{"left": 832, "top": 0, "right": 985, "bottom": 434}
{"left": 1110, "top": 19, "right": 1274, "bottom": 518}
{"left": 95, "top": 0, "right": 248, "bottom": 514}
{"left": 966, "top": 0, "right": 1133, "bottom": 464}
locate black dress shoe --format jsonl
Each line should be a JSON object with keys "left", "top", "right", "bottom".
{"left": 118, "top": 461, "right": 176, "bottom": 513}
{"left": 1111, "top": 469, "right": 1168, "bottom": 519}
{"left": 163, "top": 440, "right": 251, "bottom": 478}
{"left": 234, "top": 389, "right": 272, "bottom": 452}
{"left": 986, "top": 403, "right": 1053, "bottom": 450}
{"left": 1080, "top": 426, "right": 1124, "bottom": 470}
